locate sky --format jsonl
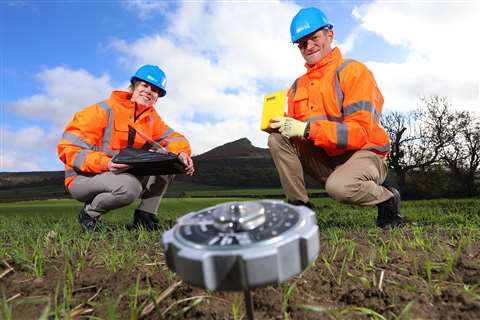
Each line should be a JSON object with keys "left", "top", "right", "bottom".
{"left": 1, "top": 0, "right": 479, "bottom": 172}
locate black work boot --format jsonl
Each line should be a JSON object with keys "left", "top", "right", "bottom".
{"left": 133, "top": 209, "right": 161, "bottom": 231}
{"left": 78, "top": 208, "right": 99, "bottom": 232}
{"left": 376, "top": 187, "right": 406, "bottom": 229}
{"left": 287, "top": 199, "right": 317, "bottom": 211}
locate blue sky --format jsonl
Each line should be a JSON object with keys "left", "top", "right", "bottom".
{"left": 1, "top": 0, "right": 479, "bottom": 171}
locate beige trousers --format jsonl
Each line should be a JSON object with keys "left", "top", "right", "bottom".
{"left": 268, "top": 133, "right": 392, "bottom": 206}
{"left": 69, "top": 172, "right": 174, "bottom": 217}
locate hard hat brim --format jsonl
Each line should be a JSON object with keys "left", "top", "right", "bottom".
{"left": 131, "top": 77, "right": 167, "bottom": 97}
{"left": 292, "top": 24, "right": 333, "bottom": 43}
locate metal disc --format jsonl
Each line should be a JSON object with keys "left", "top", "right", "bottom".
{"left": 162, "top": 200, "right": 319, "bottom": 291}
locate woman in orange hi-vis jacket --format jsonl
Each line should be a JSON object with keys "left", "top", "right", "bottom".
{"left": 58, "top": 65, "right": 194, "bottom": 231}
{"left": 268, "top": 7, "right": 406, "bottom": 229}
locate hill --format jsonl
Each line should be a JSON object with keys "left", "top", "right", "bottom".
{"left": 195, "top": 137, "right": 270, "bottom": 160}
{"left": 176, "top": 138, "right": 283, "bottom": 188}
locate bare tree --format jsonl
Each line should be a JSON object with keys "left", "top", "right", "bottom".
{"left": 441, "top": 110, "right": 480, "bottom": 196}
{"left": 415, "top": 96, "right": 457, "bottom": 154}
{"left": 381, "top": 96, "right": 457, "bottom": 191}
{"left": 381, "top": 111, "right": 411, "bottom": 189}
{"left": 382, "top": 96, "right": 479, "bottom": 196}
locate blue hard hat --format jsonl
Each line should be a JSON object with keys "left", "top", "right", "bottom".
{"left": 131, "top": 65, "right": 167, "bottom": 97}
{"left": 290, "top": 7, "right": 333, "bottom": 43}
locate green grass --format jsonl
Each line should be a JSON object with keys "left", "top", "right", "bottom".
{"left": 183, "top": 188, "right": 325, "bottom": 197}
{"left": 1, "top": 197, "right": 479, "bottom": 319}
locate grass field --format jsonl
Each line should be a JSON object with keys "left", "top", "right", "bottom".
{"left": 1, "top": 197, "right": 479, "bottom": 319}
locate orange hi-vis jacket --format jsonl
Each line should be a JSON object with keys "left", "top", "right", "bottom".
{"left": 287, "top": 47, "right": 390, "bottom": 157}
{"left": 58, "top": 90, "right": 191, "bottom": 188}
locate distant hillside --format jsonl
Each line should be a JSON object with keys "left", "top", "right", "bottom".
{"left": 176, "top": 138, "right": 283, "bottom": 188}
{"left": 0, "top": 171, "right": 65, "bottom": 187}
{"left": 195, "top": 138, "right": 270, "bottom": 160}
{"left": 0, "top": 137, "right": 321, "bottom": 201}
{"left": 0, "top": 171, "right": 68, "bottom": 201}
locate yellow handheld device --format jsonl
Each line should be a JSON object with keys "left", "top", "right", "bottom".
{"left": 260, "top": 90, "right": 286, "bottom": 133}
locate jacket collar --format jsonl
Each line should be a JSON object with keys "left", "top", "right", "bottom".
{"left": 305, "top": 47, "right": 342, "bottom": 73}
{"left": 110, "top": 91, "right": 135, "bottom": 110}
{"left": 110, "top": 90, "right": 154, "bottom": 112}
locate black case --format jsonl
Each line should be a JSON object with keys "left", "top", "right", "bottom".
{"left": 112, "top": 148, "right": 185, "bottom": 176}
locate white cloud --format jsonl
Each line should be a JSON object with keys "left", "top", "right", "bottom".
{"left": 3, "top": 68, "right": 103, "bottom": 171}
{"left": 0, "top": 152, "right": 43, "bottom": 172}
{"left": 9, "top": 67, "right": 114, "bottom": 125}
{"left": 0, "top": 125, "right": 64, "bottom": 171}
{"left": 354, "top": 1, "right": 480, "bottom": 113}
{"left": 177, "top": 120, "right": 268, "bottom": 157}
{"left": 336, "top": 29, "right": 360, "bottom": 56}
{"left": 122, "top": 0, "right": 169, "bottom": 20}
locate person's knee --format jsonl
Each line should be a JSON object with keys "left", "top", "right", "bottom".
{"left": 112, "top": 178, "right": 143, "bottom": 205}
{"left": 268, "top": 133, "right": 284, "bottom": 151}
{"left": 325, "top": 178, "right": 359, "bottom": 204}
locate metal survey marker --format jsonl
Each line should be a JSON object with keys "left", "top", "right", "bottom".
{"left": 162, "top": 200, "right": 320, "bottom": 319}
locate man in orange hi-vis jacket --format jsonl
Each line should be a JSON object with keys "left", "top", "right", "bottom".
{"left": 268, "top": 7, "right": 406, "bottom": 229}
{"left": 58, "top": 65, "right": 194, "bottom": 231}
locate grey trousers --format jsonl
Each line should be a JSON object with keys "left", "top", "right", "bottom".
{"left": 268, "top": 133, "right": 392, "bottom": 206}
{"left": 69, "top": 172, "right": 174, "bottom": 217}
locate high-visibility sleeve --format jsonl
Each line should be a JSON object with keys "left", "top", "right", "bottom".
{"left": 151, "top": 113, "right": 192, "bottom": 156}
{"left": 308, "top": 62, "right": 385, "bottom": 152}
{"left": 57, "top": 104, "right": 112, "bottom": 173}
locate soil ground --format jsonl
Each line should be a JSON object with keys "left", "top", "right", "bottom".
{"left": 2, "top": 230, "right": 480, "bottom": 319}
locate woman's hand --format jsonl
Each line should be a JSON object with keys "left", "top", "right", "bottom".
{"left": 108, "top": 160, "right": 130, "bottom": 173}
{"left": 178, "top": 152, "right": 195, "bottom": 176}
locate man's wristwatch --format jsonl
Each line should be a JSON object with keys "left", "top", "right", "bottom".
{"left": 304, "top": 123, "right": 310, "bottom": 138}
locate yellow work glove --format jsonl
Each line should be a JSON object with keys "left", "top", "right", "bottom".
{"left": 270, "top": 117, "right": 307, "bottom": 139}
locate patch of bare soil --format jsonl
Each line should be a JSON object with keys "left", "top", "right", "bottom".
{"left": 1, "top": 232, "right": 479, "bottom": 319}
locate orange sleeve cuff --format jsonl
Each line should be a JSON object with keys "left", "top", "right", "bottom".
{"left": 99, "top": 156, "right": 111, "bottom": 172}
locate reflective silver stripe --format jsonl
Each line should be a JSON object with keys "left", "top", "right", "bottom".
{"left": 65, "top": 169, "right": 77, "bottom": 179}
{"left": 163, "top": 137, "right": 186, "bottom": 143}
{"left": 107, "top": 149, "right": 119, "bottom": 157}
{"left": 305, "top": 115, "right": 343, "bottom": 123}
{"left": 98, "top": 101, "right": 114, "bottom": 155}
{"left": 343, "top": 100, "right": 379, "bottom": 122}
{"left": 291, "top": 78, "right": 298, "bottom": 98}
{"left": 337, "top": 59, "right": 354, "bottom": 74}
{"left": 98, "top": 101, "right": 110, "bottom": 112}
{"left": 366, "top": 144, "right": 391, "bottom": 153}
{"left": 62, "top": 132, "right": 95, "bottom": 150}
{"left": 336, "top": 123, "right": 348, "bottom": 149}
{"left": 335, "top": 59, "right": 354, "bottom": 114}
{"left": 156, "top": 127, "right": 175, "bottom": 141}
{"left": 102, "top": 148, "right": 118, "bottom": 157}
{"left": 150, "top": 113, "right": 154, "bottom": 125}
{"left": 73, "top": 150, "right": 91, "bottom": 170}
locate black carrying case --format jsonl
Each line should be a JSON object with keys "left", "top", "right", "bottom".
{"left": 111, "top": 126, "right": 185, "bottom": 176}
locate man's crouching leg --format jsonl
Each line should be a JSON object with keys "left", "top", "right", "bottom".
{"left": 268, "top": 133, "right": 314, "bottom": 209}
{"left": 324, "top": 150, "right": 406, "bottom": 228}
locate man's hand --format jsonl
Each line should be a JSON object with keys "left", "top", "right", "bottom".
{"left": 178, "top": 152, "right": 195, "bottom": 176}
{"left": 270, "top": 117, "right": 307, "bottom": 138}
{"left": 108, "top": 160, "right": 130, "bottom": 173}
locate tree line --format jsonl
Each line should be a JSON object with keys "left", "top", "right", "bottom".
{"left": 381, "top": 96, "right": 480, "bottom": 199}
